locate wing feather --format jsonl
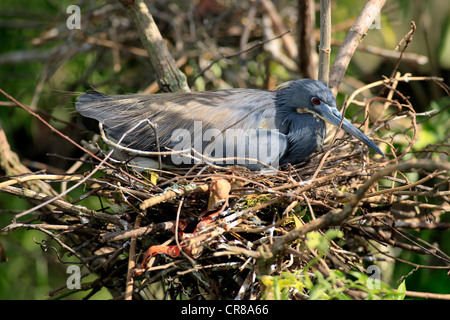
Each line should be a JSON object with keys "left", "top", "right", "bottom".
{"left": 76, "top": 89, "right": 278, "bottom": 152}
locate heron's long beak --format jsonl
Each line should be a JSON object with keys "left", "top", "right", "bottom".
{"left": 317, "top": 103, "right": 385, "bottom": 157}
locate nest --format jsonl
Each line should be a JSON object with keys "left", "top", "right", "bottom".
{"left": 1, "top": 82, "right": 449, "bottom": 299}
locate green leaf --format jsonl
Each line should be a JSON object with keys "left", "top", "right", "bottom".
{"left": 148, "top": 171, "right": 159, "bottom": 185}
{"left": 292, "top": 211, "right": 303, "bottom": 229}
{"left": 325, "top": 229, "right": 344, "bottom": 240}
{"left": 396, "top": 280, "right": 406, "bottom": 300}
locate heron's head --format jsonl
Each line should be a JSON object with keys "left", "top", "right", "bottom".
{"left": 277, "top": 79, "right": 385, "bottom": 157}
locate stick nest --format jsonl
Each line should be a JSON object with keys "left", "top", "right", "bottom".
{"left": 2, "top": 92, "right": 449, "bottom": 299}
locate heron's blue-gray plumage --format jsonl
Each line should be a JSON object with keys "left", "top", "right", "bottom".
{"left": 76, "top": 79, "right": 384, "bottom": 170}
{"left": 274, "top": 80, "right": 332, "bottom": 165}
{"left": 77, "top": 89, "right": 277, "bottom": 149}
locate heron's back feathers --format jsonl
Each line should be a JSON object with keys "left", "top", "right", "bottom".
{"left": 76, "top": 88, "right": 285, "bottom": 169}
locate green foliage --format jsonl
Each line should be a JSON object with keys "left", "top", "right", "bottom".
{"left": 305, "top": 229, "right": 343, "bottom": 255}
{"left": 262, "top": 231, "right": 406, "bottom": 300}
{"left": 262, "top": 266, "right": 406, "bottom": 300}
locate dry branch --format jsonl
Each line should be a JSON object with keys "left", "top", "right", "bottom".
{"left": 0, "top": 121, "right": 58, "bottom": 198}
{"left": 329, "top": 0, "right": 387, "bottom": 95}
{"left": 118, "top": 0, "right": 189, "bottom": 93}
{"left": 261, "top": 0, "right": 298, "bottom": 59}
{"left": 318, "top": 0, "right": 331, "bottom": 84}
{"left": 297, "top": 0, "right": 318, "bottom": 79}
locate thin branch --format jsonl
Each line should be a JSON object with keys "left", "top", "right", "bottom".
{"left": 140, "top": 183, "right": 210, "bottom": 210}
{"left": 0, "top": 87, "right": 141, "bottom": 184}
{"left": 125, "top": 215, "right": 141, "bottom": 300}
{"left": 329, "top": 40, "right": 428, "bottom": 65}
{"left": 0, "top": 186, "right": 127, "bottom": 227}
{"left": 0, "top": 173, "right": 83, "bottom": 189}
{"left": 318, "top": 0, "right": 331, "bottom": 84}
{"left": 389, "top": 21, "right": 417, "bottom": 80}
{"left": 405, "top": 291, "right": 450, "bottom": 300}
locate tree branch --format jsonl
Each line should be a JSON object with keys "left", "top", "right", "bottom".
{"left": 119, "top": 0, "right": 190, "bottom": 93}
{"left": 329, "top": 0, "right": 386, "bottom": 95}
{"left": 318, "top": 0, "right": 331, "bottom": 84}
{"left": 297, "top": 0, "right": 318, "bottom": 79}
{"left": 261, "top": 0, "right": 298, "bottom": 59}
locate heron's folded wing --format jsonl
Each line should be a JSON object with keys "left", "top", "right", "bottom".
{"left": 76, "top": 89, "right": 279, "bottom": 152}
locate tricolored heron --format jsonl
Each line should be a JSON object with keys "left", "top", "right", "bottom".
{"left": 76, "top": 79, "right": 385, "bottom": 170}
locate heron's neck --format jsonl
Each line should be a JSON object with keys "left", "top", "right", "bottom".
{"left": 280, "top": 113, "right": 326, "bottom": 165}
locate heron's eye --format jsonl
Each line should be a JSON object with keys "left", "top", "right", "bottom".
{"left": 311, "top": 97, "right": 321, "bottom": 105}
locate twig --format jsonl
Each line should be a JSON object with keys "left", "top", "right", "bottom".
{"left": 390, "top": 21, "right": 417, "bottom": 79}
{"left": 357, "top": 170, "right": 447, "bottom": 200}
{"left": 405, "top": 291, "right": 450, "bottom": 300}
{"left": 329, "top": 40, "right": 428, "bottom": 65}
{"left": 125, "top": 215, "right": 141, "bottom": 300}
{"left": 174, "top": 196, "right": 197, "bottom": 267}
{"left": 6, "top": 222, "right": 89, "bottom": 266}
{"left": 239, "top": 0, "right": 259, "bottom": 60}
{"left": 0, "top": 173, "right": 83, "bottom": 189}
{"left": 99, "top": 118, "right": 162, "bottom": 169}
{"left": 0, "top": 186, "right": 127, "bottom": 227}
{"left": 6, "top": 149, "right": 115, "bottom": 223}
{"left": 345, "top": 74, "right": 444, "bottom": 107}
{"left": 99, "top": 220, "right": 184, "bottom": 243}
{"left": 82, "top": 35, "right": 148, "bottom": 57}
{"left": 140, "top": 183, "right": 210, "bottom": 210}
